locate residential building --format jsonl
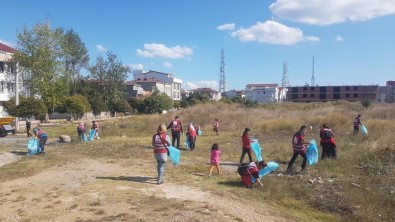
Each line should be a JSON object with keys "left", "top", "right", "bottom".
{"left": 245, "top": 84, "right": 280, "bottom": 103}
{"left": 190, "top": 88, "right": 222, "bottom": 101}
{"left": 128, "top": 77, "right": 172, "bottom": 98}
{"left": 377, "top": 86, "right": 387, "bottom": 103}
{"left": 133, "top": 70, "right": 182, "bottom": 100}
{"left": 124, "top": 81, "right": 144, "bottom": 99}
{"left": 386, "top": 81, "right": 395, "bottom": 103}
{"left": 222, "top": 89, "right": 245, "bottom": 99}
{"left": 0, "top": 43, "right": 27, "bottom": 117}
{"left": 286, "top": 85, "right": 378, "bottom": 102}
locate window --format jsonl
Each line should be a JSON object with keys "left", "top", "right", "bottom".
{"left": 320, "top": 93, "right": 326, "bottom": 99}
{"left": 345, "top": 93, "right": 350, "bottom": 97}
{"left": 310, "top": 94, "right": 314, "bottom": 98}
{"left": 310, "top": 87, "right": 315, "bottom": 91}
{"left": 345, "top": 86, "right": 350, "bottom": 91}
{"left": 292, "top": 94, "right": 298, "bottom": 99}
{"left": 320, "top": 87, "right": 326, "bottom": 93}
{"left": 292, "top": 87, "right": 298, "bottom": 93}
{"left": 354, "top": 93, "right": 358, "bottom": 97}
{"left": 303, "top": 87, "right": 307, "bottom": 91}
{"left": 334, "top": 93, "right": 340, "bottom": 99}
{"left": 303, "top": 94, "right": 307, "bottom": 98}
{"left": 334, "top": 87, "right": 340, "bottom": 92}
{"left": 354, "top": 86, "right": 358, "bottom": 90}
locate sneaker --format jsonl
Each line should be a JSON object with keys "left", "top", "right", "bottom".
{"left": 157, "top": 180, "right": 164, "bottom": 185}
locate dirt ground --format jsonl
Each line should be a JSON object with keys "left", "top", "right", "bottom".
{"left": 0, "top": 140, "right": 293, "bottom": 222}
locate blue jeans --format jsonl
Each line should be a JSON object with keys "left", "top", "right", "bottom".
{"left": 154, "top": 153, "right": 167, "bottom": 183}
{"left": 39, "top": 134, "right": 48, "bottom": 152}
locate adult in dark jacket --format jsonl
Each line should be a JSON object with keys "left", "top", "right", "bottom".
{"left": 167, "top": 116, "right": 183, "bottom": 149}
{"left": 320, "top": 124, "right": 337, "bottom": 159}
{"left": 353, "top": 114, "right": 362, "bottom": 134}
{"left": 286, "top": 126, "right": 310, "bottom": 173}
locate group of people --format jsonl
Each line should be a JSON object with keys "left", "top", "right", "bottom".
{"left": 76, "top": 121, "right": 100, "bottom": 141}
{"left": 152, "top": 113, "right": 366, "bottom": 187}
{"left": 165, "top": 116, "right": 218, "bottom": 150}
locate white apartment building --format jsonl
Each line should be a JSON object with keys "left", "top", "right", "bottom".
{"left": 245, "top": 84, "right": 280, "bottom": 103}
{"left": 133, "top": 70, "right": 182, "bottom": 101}
{"left": 0, "top": 43, "right": 27, "bottom": 117}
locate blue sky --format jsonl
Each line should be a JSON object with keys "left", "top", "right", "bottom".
{"left": 1, "top": 0, "right": 395, "bottom": 91}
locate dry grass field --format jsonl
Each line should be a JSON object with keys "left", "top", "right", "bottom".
{"left": 0, "top": 101, "right": 394, "bottom": 221}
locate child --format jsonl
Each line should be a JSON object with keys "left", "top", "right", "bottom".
{"left": 213, "top": 118, "right": 219, "bottom": 136}
{"left": 209, "top": 143, "right": 221, "bottom": 176}
{"left": 92, "top": 121, "right": 100, "bottom": 139}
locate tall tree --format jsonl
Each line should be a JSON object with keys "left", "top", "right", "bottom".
{"left": 89, "top": 51, "right": 130, "bottom": 105}
{"left": 13, "top": 22, "right": 89, "bottom": 113}
{"left": 62, "top": 29, "right": 89, "bottom": 95}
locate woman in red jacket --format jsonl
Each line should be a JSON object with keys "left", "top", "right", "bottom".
{"left": 152, "top": 124, "right": 171, "bottom": 185}
{"left": 239, "top": 128, "right": 253, "bottom": 164}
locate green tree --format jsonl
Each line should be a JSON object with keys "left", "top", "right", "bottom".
{"left": 4, "top": 96, "right": 28, "bottom": 116}
{"left": 16, "top": 98, "right": 48, "bottom": 120}
{"left": 64, "top": 95, "right": 91, "bottom": 120}
{"left": 63, "top": 29, "right": 89, "bottom": 95}
{"left": 89, "top": 51, "right": 130, "bottom": 105}
{"left": 13, "top": 22, "right": 89, "bottom": 113}
{"left": 137, "top": 92, "right": 173, "bottom": 114}
{"left": 109, "top": 99, "right": 132, "bottom": 116}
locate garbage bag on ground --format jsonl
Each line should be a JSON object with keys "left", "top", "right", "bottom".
{"left": 27, "top": 138, "right": 40, "bottom": 155}
{"left": 258, "top": 161, "right": 279, "bottom": 178}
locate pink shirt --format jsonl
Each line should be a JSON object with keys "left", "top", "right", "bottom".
{"left": 210, "top": 150, "right": 221, "bottom": 164}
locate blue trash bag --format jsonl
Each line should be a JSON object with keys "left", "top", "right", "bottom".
{"left": 168, "top": 145, "right": 180, "bottom": 166}
{"left": 258, "top": 162, "right": 279, "bottom": 178}
{"left": 360, "top": 125, "right": 368, "bottom": 135}
{"left": 250, "top": 139, "right": 263, "bottom": 162}
{"left": 306, "top": 139, "right": 319, "bottom": 166}
{"left": 184, "top": 135, "right": 190, "bottom": 149}
{"left": 83, "top": 134, "right": 88, "bottom": 142}
{"left": 27, "top": 138, "right": 40, "bottom": 155}
{"left": 88, "top": 129, "right": 96, "bottom": 141}
{"left": 198, "top": 130, "right": 202, "bottom": 136}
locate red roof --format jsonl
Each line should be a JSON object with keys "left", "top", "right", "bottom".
{"left": 246, "top": 84, "right": 278, "bottom": 88}
{"left": 0, "top": 43, "right": 15, "bottom": 53}
{"left": 387, "top": 81, "right": 395, "bottom": 87}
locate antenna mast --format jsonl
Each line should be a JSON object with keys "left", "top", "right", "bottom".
{"left": 219, "top": 49, "right": 226, "bottom": 93}
{"left": 311, "top": 56, "right": 315, "bottom": 86}
{"left": 282, "top": 62, "right": 289, "bottom": 87}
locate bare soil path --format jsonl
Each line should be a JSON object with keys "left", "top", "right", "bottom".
{"left": 0, "top": 154, "right": 292, "bottom": 222}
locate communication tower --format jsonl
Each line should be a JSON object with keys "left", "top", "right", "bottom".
{"left": 282, "top": 62, "right": 289, "bottom": 87}
{"left": 219, "top": 49, "right": 226, "bottom": 93}
{"left": 311, "top": 56, "right": 315, "bottom": 86}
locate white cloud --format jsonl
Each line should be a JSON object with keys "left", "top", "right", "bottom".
{"left": 136, "top": 43, "right": 193, "bottom": 59}
{"left": 217, "top": 23, "right": 236, "bottom": 30}
{"left": 163, "top": 62, "right": 173, "bottom": 68}
{"left": 335, "top": 35, "right": 344, "bottom": 42}
{"left": 129, "top": 63, "right": 144, "bottom": 70}
{"left": 230, "top": 20, "right": 319, "bottom": 45}
{"left": 269, "top": 0, "right": 395, "bottom": 25}
{"left": 184, "top": 80, "right": 218, "bottom": 90}
{"left": 96, "top": 44, "right": 108, "bottom": 52}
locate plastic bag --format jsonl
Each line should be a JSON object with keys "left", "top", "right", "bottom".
{"left": 250, "top": 139, "right": 263, "bottom": 162}
{"left": 198, "top": 130, "right": 202, "bottom": 136}
{"left": 27, "top": 138, "right": 40, "bottom": 155}
{"left": 184, "top": 135, "right": 190, "bottom": 149}
{"left": 88, "top": 129, "right": 96, "bottom": 141}
{"left": 306, "top": 139, "right": 318, "bottom": 165}
{"left": 360, "top": 125, "right": 368, "bottom": 135}
{"left": 168, "top": 145, "right": 180, "bottom": 166}
{"left": 258, "top": 162, "right": 279, "bottom": 178}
